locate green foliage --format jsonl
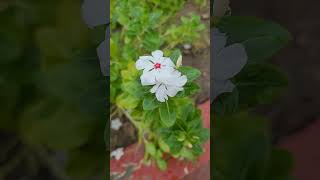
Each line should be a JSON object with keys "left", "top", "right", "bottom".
{"left": 213, "top": 112, "right": 293, "bottom": 180}
{"left": 110, "top": 0, "right": 208, "bottom": 170}
{"left": 165, "top": 15, "right": 206, "bottom": 48}
{"left": 213, "top": 16, "right": 291, "bottom": 113}
{"left": 217, "top": 16, "right": 292, "bottom": 63}
{"left": 178, "top": 66, "right": 201, "bottom": 82}
{"left": 212, "top": 14, "right": 293, "bottom": 180}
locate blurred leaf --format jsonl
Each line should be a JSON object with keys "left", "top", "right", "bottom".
{"left": 143, "top": 95, "right": 159, "bottom": 110}
{"left": 116, "top": 93, "right": 140, "bottom": 110}
{"left": 213, "top": 112, "right": 270, "bottom": 180}
{"left": 143, "top": 31, "right": 164, "bottom": 51}
{"left": 178, "top": 66, "right": 201, "bottom": 82}
{"left": 19, "top": 100, "right": 93, "bottom": 149}
{"left": 234, "top": 63, "right": 288, "bottom": 107}
{"left": 159, "top": 102, "right": 176, "bottom": 127}
{"left": 170, "top": 49, "right": 182, "bottom": 65}
{"left": 212, "top": 87, "right": 239, "bottom": 115}
{"left": 218, "top": 16, "right": 291, "bottom": 63}
{"left": 145, "top": 142, "right": 156, "bottom": 156}
{"left": 156, "top": 158, "right": 167, "bottom": 171}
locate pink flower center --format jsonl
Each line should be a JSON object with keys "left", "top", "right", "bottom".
{"left": 154, "top": 63, "right": 161, "bottom": 69}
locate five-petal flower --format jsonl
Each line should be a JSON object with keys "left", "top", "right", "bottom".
{"left": 136, "top": 50, "right": 176, "bottom": 86}
{"left": 136, "top": 50, "right": 187, "bottom": 102}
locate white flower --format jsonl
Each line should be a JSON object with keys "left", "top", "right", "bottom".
{"left": 150, "top": 69, "right": 187, "bottom": 102}
{"left": 136, "top": 50, "right": 175, "bottom": 86}
{"left": 211, "top": 28, "right": 247, "bottom": 101}
{"left": 136, "top": 50, "right": 188, "bottom": 102}
{"left": 111, "top": 118, "right": 122, "bottom": 130}
{"left": 110, "top": 148, "right": 124, "bottom": 160}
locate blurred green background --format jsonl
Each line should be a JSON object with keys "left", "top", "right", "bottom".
{"left": 0, "top": 0, "right": 107, "bottom": 179}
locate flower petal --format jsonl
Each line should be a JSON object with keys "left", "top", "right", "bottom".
{"left": 141, "top": 71, "right": 156, "bottom": 85}
{"left": 166, "top": 85, "right": 183, "bottom": 97}
{"left": 213, "top": 43, "right": 247, "bottom": 80}
{"left": 136, "top": 56, "right": 154, "bottom": 70}
{"left": 82, "top": 0, "right": 108, "bottom": 27}
{"left": 152, "top": 50, "right": 163, "bottom": 60}
{"left": 175, "top": 75, "right": 187, "bottom": 87}
{"left": 150, "top": 83, "right": 161, "bottom": 93}
{"left": 155, "top": 84, "right": 168, "bottom": 102}
{"left": 161, "top": 57, "right": 175, "bottom": 69}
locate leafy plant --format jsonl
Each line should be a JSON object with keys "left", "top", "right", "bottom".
{"left": 110, "top": 0, "right": 209, "bottom": 170}
{"left": 212, "top": 2, "right": 294, "bottom": 180}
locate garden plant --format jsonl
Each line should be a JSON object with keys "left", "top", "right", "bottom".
{"left": 212, "top": 0, "right": 294, "bottom": 179}
{"left": 110, "top": 0, "right": 210, "bottom": 172}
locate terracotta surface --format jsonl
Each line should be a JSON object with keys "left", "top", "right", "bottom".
{"left": 110, "top": 101, "right": 210, "bottom": 180}
{"left": 278, "top": 119, "right": 320, "bottom": 180}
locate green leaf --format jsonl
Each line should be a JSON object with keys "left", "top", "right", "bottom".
{"left": 218, "top": 16, "right": 291, "bottom": 63}
{"left": 116, "top": 93, "right": 140, "bottom": 110}
{"left": 170, "top": 49, "right": 182, "bottom": 65}
{"left": 180, "top": 147, "right": 195, "bottom": 160}
{"left": 156, "top": 158, "right": 167, "bottom": 171}
{"left": 158, "top": 138, "right": 170, "bottom": 153}
{"left": 143, "top": 31, "right": 164, "bottom": 51}
{"left": 110, "top": 37, "right": 120, "bottom": 59}
{"left": 213, "top": 112, "right": 275, "bottom": 180}
{"left": 122, "top": 80, "right": 144, "bottom": 98}
{"left": 243, "top": 36, "right": 289, "bottom": 63}
{"left": 178, "top": 66, "right": 201, "bottom": 82}
{"left": 143, "top": 110, "right": 159, "bottom": 126}
{"left": 175, "top": 98, "right": 193, "bottom": 121}
{"left": 218, "top": 16, "right": 292, "bottom": 43}
{"left": 145, "top": 142, "right": 156, "bottom": 157}
{"left": 159, "top": 102, "right": 176, "bottom": 127}
{"left": 183, "top": 82, "right": 200, "bottom": 96}
{"left": 212, "top": 87, "right": 239, "bottom": 115}
{"left": 143, "top": 96, "right": 159, "bottom": 110}
{"left": 234, "top": 63, "right": 287, "bottom": 107}
{"left": 19, "top": 101, "right": 92, "bottom": 150}
{"left": 165, "top": 133, "right": 183, "bottom": 155}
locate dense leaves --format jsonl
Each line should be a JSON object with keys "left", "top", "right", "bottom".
{"left": 213, "top": 112, "right": 293, "bottom": 180}
{"left": 110, "top": 0, "right": 209, "bottom": 171}
{"left": 212, "top": 12, "right": 293, "bottom": 180}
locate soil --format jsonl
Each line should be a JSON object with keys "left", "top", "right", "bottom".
{"left": 110, "top": 0, "right": 210, "bottom": 150}
{"left": 178, "top": 0, "right": 211, "bottom": 104}
{"left": 110, "top": 116, "right": 137, "bottom": 151}
{"left": 229, "top": 0, "right": 320, "bottom": 142}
